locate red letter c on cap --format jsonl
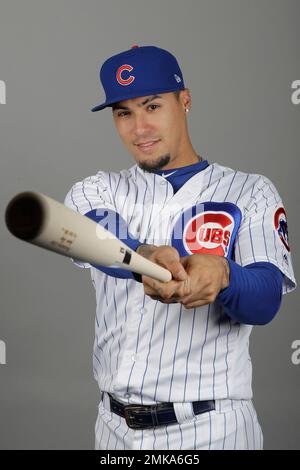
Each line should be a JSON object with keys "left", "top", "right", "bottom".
{"left": 116, "top": 64, "right": 135, "bottom": 86}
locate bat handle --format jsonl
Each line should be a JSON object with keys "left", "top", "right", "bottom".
{"left": 131, "top": 245, "right": 173, "bottom": 282}
{"left": 147, "top": 265, "right": 172, "bottom": 282}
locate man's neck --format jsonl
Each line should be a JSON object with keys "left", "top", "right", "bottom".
{"left": 162, "top": 152, "right": 202, "bottom": 170}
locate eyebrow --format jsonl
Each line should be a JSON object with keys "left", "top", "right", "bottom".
{"left": 112, "top": 95, "right": 162, "bottom": 111}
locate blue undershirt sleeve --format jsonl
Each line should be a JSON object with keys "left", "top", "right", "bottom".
{"left": 84, "top": 209, "right": 143, "bottom": 280}
{"left": 217, "top": 259, "right": 284, "bottom": 325}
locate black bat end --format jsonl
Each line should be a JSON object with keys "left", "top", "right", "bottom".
{"left": 5, "top": 192, "right": 45, "bottom": 241}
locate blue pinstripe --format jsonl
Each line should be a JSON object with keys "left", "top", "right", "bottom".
{"left": 70, "top": 186, "right": 79, "bottom": 211}
{"left": 82, "top": 181, "right": 93, "bottom": 211}
{"left": 125, "top": 295, "right": 146, "bottom": 396}
{"left": 212, "top": 313, "right": 222, "bottom": 400}
{"left": 248, "top": 216, "right": 256, "bottom": 262}
{"left": 122, "top": 425, "right": 130, "bottom": 450}
{"left": 113, "top": 416, "right": 122, "bottom": 450}
{"left": 154, "top": 304, "right": 170, "bottom": 401}
{"left": 245, "top": 402, "right": 255, "bottom": 449}
{"left": 166, "top": 424, "right": 170, "bottom": 450}
{"left": 128, "top": 168, "right": 140, "bottom": 226}
{"left": 222, "top": 412, "right": 227, "bottom": 449}
{"left": 206, "top": 164, "right": 215, "bottom": 189}
{"left": 198, "top": 306, "right": 210, "bottom": 400}
{"left": 114, "top": 174, "right": 122, "bottom": 198}
{"left": 209, "top": 174, "right": 222, "bottom": 200}
{"left": 103, "top": 276, "right": 108, "bottom": 306}
{"left": 120, "top": 178, "right": 131, "bottom": 214}
{"left": 240, "top": 406, "right": 249, "bottom": 449}
{"left": 146, "top": 174, "right": 157, "bottom": 230}
{"left": 168, "top": 305, "right": 183, "bottom": 401}
{"left": 174, "top": 423, "right": 182, "bottom": 449}
{"left": 260, "top": 206, "right": 270, "bottom": 260}
{"left": 235, "top": 174, "right": 250, "bottom": 204}
{"left": 262, "top": 177, "right": 280, "bottom": 204}
{"left": 140, "top": 301, "right": 159, "bottom": 400}
{"left": 233, "top": 409, "right": 238, "bottom": 449}
{"left": 139, "top": 430, "right": 144, "bottom": 450}
{"left": 93, "top": 349, "right": 104, "bottom": 374}
{"left": 183, "top": 308, "right": 196, "bottom": 401}
{"left": 96, "top": 408, "right": 106, "bottom": 448}
{"left": 106, "top": 417, "right": 113, "bottom": 449}
{"left": 223, "top": 171, "right": 237, "bottom": 201}
{"left": 208, "top": 410, "right": 212, "bottom": 449}
{"left": 124, "top": 280, "right": 129, "bottom": 323}
{"left": 273, "top": 230, "right": 279, "bottom": 266}
{"left": 225, "top": 320, "right": 232, "bottom": 397}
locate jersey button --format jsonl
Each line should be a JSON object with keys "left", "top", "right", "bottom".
{"left": 160, "top": 179, "right": 167, "bottom": 185}
{"left": 131, "top": 354, "right": 139, "bottom": 362}
{"left": 124, "top": 393, "right": 131, "bottom": 399}
{"left": 140, "top": 307, "right": 147, "bottom": 315}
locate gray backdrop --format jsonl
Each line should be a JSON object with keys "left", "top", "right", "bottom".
{"left": 0, "top": 0, "right": 299, "bottom": 449}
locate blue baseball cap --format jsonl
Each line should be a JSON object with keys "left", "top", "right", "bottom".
{"left": 91, "top": 45, "right": 185, "bottom": 112}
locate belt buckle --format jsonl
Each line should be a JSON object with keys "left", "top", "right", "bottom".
{"left": 124, "top": 405, "right": 148, "bottom": 429}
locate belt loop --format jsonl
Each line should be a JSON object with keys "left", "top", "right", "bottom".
{"left": 215, "top": 399, "right": 222, "bottom": 413}
{"left": 173, "top": 402, "right": 194, "bottom": 424}
{"left": 150, "top": 406, "right": 159, "bottom": 427}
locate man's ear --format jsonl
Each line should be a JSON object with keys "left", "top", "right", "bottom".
{"left": 179, "top": 88, "right": 192, "bottom": 113}
{"left": 182, "top": 88, "right": 192, "bottom": 111}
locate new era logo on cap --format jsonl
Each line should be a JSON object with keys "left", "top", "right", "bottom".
{"left": 174, "top": 74, "right": 182, "bottom": 83}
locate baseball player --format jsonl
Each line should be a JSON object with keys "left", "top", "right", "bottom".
{"left": 64, "top": 45, "right": 296, "bottom": 450}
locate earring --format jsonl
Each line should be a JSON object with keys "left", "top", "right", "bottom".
{"left": 185, "top": 108, "right": 189, "bottom": 113}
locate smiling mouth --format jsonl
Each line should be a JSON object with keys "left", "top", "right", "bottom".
{"left": 136, "top": 140, "right": 161, "bottom": 152}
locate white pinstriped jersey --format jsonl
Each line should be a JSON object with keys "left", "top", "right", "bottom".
{"left": 64, "top": 162, "right": 296, "bottom": 405}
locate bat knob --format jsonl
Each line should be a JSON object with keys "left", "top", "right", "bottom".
{"left": 5, "top": 192, "right": 45, "bottom": 241}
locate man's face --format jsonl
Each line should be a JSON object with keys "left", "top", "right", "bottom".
{"left": 112, "top": 91, "right": 188, "bottom": 172}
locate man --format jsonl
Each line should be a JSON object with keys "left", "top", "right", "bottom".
{"left": 64, "top": 45, "right": 296, "bottom": 450}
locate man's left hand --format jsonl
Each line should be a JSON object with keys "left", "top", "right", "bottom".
{"left": 142, "top": 253, "right": 230, "bottom": 309}
{"left": 176, "top": 254, "right": 230, "bottom": 308}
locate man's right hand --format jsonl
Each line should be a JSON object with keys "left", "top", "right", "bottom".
{"left": 137, "top": 244, "right": 191, "bottom": 302}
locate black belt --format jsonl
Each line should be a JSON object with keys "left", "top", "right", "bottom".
{"left": 108, "top": 394, "right": 215, "bottom": 430}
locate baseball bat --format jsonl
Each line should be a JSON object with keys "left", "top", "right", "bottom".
{"left": 5, "top": 191, "right": 172, "bottom": 282}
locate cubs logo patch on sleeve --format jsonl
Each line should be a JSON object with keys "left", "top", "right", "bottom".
{"left": 171, "top": 202, "right": 242, "bottom": 258}
{"left": 274, "top": 207, "right": 290, "bottom": 252}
